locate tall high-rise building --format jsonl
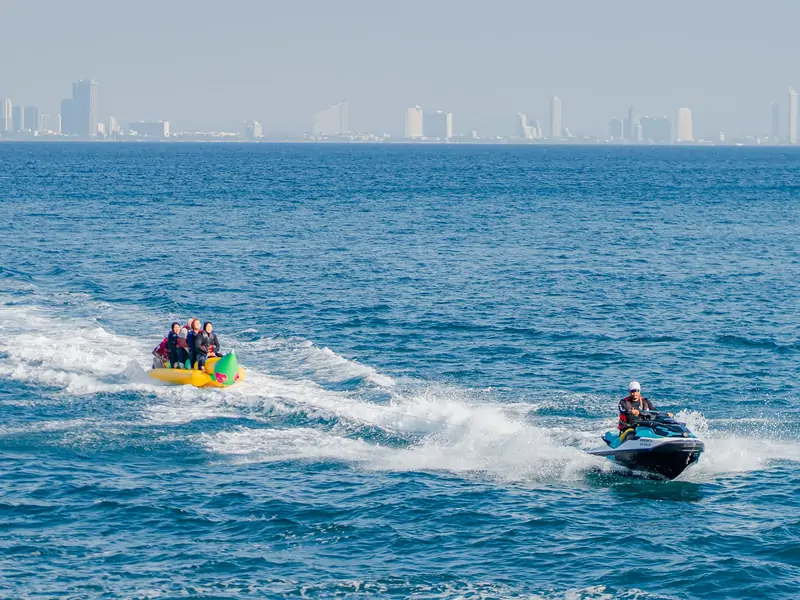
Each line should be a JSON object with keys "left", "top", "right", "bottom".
{"left": 641, "top": 116, "right": 672, "bottom": 143}
{"left": 675, "top": 108, "right": 693, "bottom": 142}
{"left": 60, "top": 98, "right": 76, "bottom": 135}
{"left": 770, "top": 102, "right": 781, "bottom": 141}
{"left": 312, "top": 101, "right": 348, "bottom": 136}
{"left": 23, "top": 106, "right": 41, "bottom": 133}
{"left": 41, "top": 112, "right": 59, "bottom": 134}
{"left": 608, "top": 119, "right": 624, "bottom": 141}
{"left": 515, "top": 114, "right": 542, "bottom": 140}
{"left": 405, "top": 106, "right": 423, "bottom": 139}
{"left": 625, "top": 106, "right": 641, "bottom": 142}
{"left": 109, "top": 116, "right": 120, "bottom": 136}
{"left": 549, "top": 96, "right": 562, "bottom": 139}
{"left": 244, "top": 120, "right": 263, "bottom": 140}
{"left": 72, "top": 79, "right": 98, "bottom": 138}
{"left": 788, "top": 87, "right": 798, "bottom": 145}
{"left": 425, "top": 110, "right": 453, "bottom": 138}
{"left": 515, "top": 113, "right": 531, "bottom": 139}
{"left": 11, "top": 105, "right": 24, "bottom": 132}
{"left": 1, "top": 98, "right": 11, "bottom": 133}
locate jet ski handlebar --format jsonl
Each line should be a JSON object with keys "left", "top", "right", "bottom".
{"left": 635, "top": 411, "right": 690, "bottom": 431}
{"left": 637, "top": 410, "right": 661, "bottom": 419}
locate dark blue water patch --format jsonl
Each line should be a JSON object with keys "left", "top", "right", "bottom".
{"left": 717, "top": 334, "right": 799, "bottom": 354}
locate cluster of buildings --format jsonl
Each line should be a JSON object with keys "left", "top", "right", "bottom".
{"left": 312, "top": 101, "right": 349, "bottom": 137}
{"left": 516, "top": 96, "right": 566, "bottom": 140}
{"left": 1, "top": 79, "right": 170, "bottom": 140}
{"left": 305, "top": 103, "right": 460, "bottom": 141}
{"left": 607, "top": 106, "right": 694, "bottom": 143}
{"left": 4, "top": 78, "right": 800, "bottom": 145}
{"left": 402, "top": 106, "right": 454, "bottom": 139}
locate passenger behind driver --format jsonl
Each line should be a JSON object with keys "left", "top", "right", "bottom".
{"left": 187, "top": 318, "right": 202, "bottom": 368}
{"left": 166, "top": 322, "right": 181, "bottom": 368}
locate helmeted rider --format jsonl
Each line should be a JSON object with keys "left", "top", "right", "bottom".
{"left": 618, "top": 381, "right": 655, "bottom": 432}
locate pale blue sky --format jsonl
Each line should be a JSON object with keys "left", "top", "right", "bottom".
{"left": 1, "top": 0, "right": 798, "bottom": 137}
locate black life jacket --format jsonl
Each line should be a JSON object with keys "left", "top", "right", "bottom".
{"left": 618, "top": 395, "right": 652, "bottom": 430}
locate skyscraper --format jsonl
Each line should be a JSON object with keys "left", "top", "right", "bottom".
{"left": 788, "top": 87, "right": 798, "bottom": 145}
{"left": 1, "top": 98, "right": 11, "bottom": 133}
{"left": 608, "top": 119, "right": 624, "bottom": 141}
{"left": 41, "top": 113, "right": 59, "bottom": 134}
{"left": 515, "top": 114, "right": 531, "bottom": 139}
{"left": 60, "top": 98, "right": 76, "bottom": 135}
{"left": 23, "top": 106, "right": 41, "bottom": 133}
{"left": 312, "top": 101, "right": 348, "bottom": 136}
{"left": 675, "top": 108, "right": 693, "bottom": 142}
{"left": 549, "top": 96, "right": 562, "bottom": 140}
{"left": 405, "top": 106, "right": 423, "bottom": 139}
{"left": 11, "top": 105, "right": 24, "bottom": 132}
{"left": 626, "top": 106, "right": 641, "bottom": 142}
{"left": 515, "top": 114, "right": 542, "bottom": 140}
{"left": 640, "top": 117, "right": 672, "bottom": 143}
{"left": 425, "top": 110, "right": 453, "bottom": 139}
{"left": 72, "top": 79, "right": 98, "bottom": 138}
{"left": 770, "top": 101, "right": 781, "bottom": 141}
{"left": 244, "top": 120, "right": 263, "bottom": 140}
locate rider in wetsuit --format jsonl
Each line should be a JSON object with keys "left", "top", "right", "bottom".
{"left": 618, "top": 381, "right": 655, "bottom": 433}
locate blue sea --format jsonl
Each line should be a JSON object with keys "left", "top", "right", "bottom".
{"left": 1, "top": 143, "right": 798, "bottom": 599}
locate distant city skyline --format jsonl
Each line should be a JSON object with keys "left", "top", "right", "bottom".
{"left": 4, "top": 78, "right": 800, "bottom": 143}
{"left": 2, "top": 76, "right": 798, "bottom": 145}
{"left": 2, "top": 1, "right": 800, "bottom": 138}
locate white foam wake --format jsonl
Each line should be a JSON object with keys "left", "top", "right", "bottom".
{"left": 238, "top": 335, "right": 396, "bottom": 387}
{"left": 2, "top": 292, "right": 798, "bottom": 484}
{"left": 201, "top": 378, "right": 603, "bottom": 481}
{"left": 672, "top": 410, "right": 800, "bottom": 478}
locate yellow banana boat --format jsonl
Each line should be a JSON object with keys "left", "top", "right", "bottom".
{"left": 149, "top": 352, "right": 245, "bottom": 388}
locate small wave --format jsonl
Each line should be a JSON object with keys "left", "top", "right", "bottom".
{"left": 717, "top": 334, "right": 798, "bottom": 353}
{"left": 0, "top": 266, "right": 34, "bottom": 282}
{"left": 628, "top": 334, "right": 682, "bottom": 343}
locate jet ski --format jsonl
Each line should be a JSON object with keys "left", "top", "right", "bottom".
{"left": 586, "top": 411, "right": 704, "bottom": 480}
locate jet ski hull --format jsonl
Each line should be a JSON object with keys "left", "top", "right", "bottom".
{"left": 588, "top": 438, "right": 704, "bottom": 480}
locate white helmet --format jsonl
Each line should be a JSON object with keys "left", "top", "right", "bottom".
{"left": 628, "top": 381, "right": 641, "bottom": 392}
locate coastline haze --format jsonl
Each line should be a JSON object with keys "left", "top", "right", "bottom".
{"left": 1, "top": 0, "right": 799, "bottom": 137}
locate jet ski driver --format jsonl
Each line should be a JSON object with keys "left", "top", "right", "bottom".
{"left": 618, "top": 381, "right": 655, "bottom": 438}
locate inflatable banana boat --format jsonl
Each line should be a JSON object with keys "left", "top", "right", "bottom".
{"left": 149, "top": 351, "right": 245, "bottom": 388}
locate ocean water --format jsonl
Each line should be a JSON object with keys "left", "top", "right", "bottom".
{"left": 0, "top": 143, "right": 798, "bottom": 599}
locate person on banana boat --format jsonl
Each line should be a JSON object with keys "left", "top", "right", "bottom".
{"left": 187, "top": 318, "right": 201, "bottom": 369}
{"left": 175, "top": 326, "right": 191, "bottom": 368}
{"left": 152, "top": 335, "right": 170, "bottom": 369}
{"left": 194, "top": 321, "right": 222, "bottom": 372}
{"left": 166, "top": 322, "right": 181, "bottom": 368}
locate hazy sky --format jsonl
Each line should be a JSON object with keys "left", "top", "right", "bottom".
{"left": 1, "top": 0, "right": 799, "bottom": 137}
